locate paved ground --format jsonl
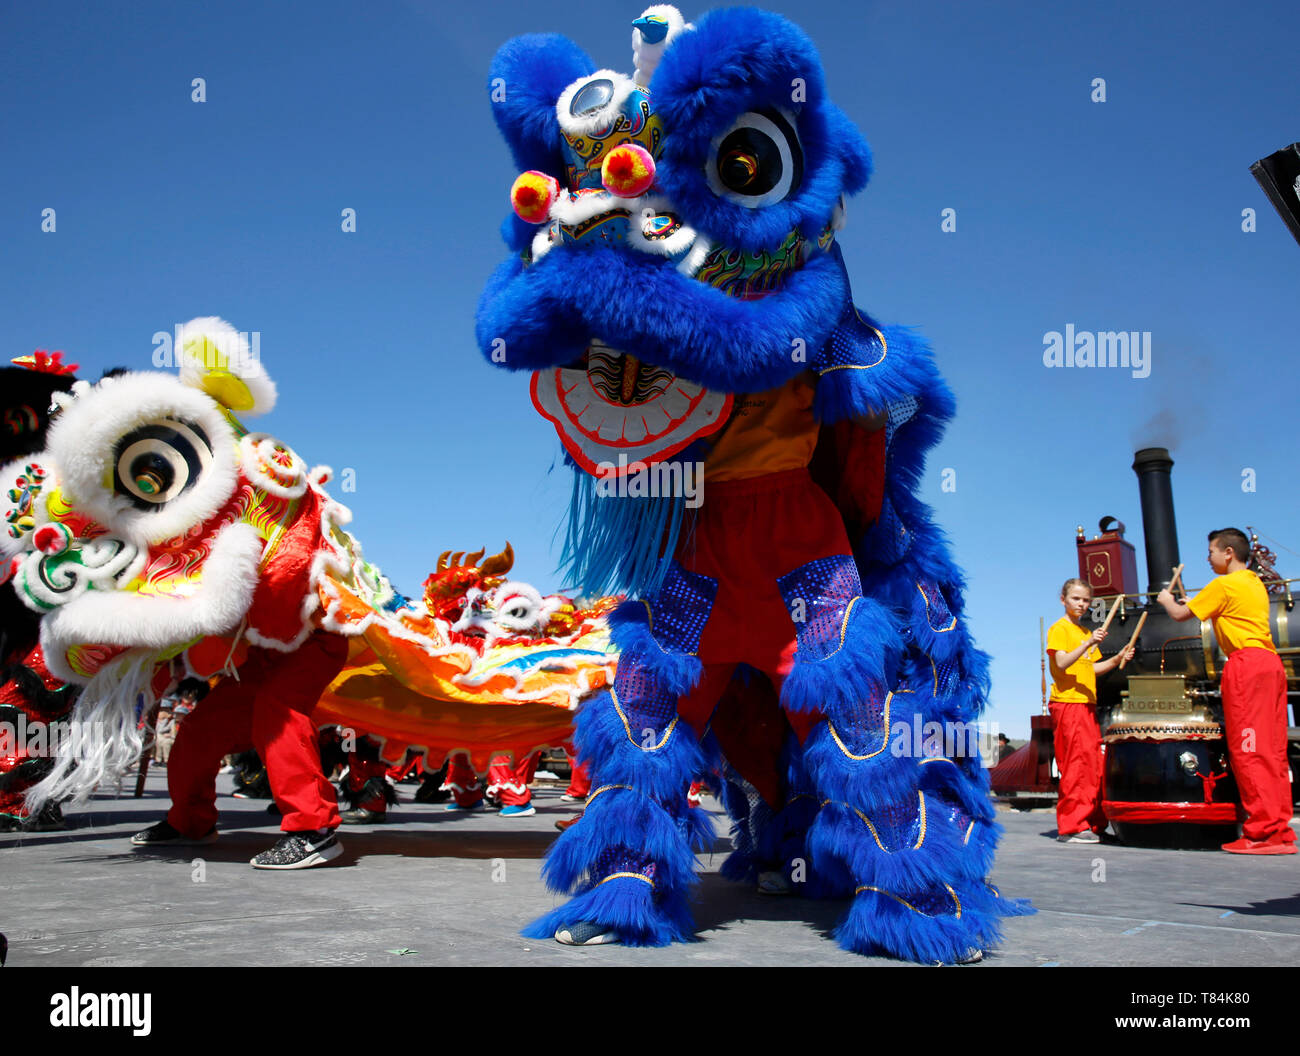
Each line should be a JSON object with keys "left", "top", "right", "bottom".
{"left": 3, "top": 772, "right": 1300, "bottom": 968}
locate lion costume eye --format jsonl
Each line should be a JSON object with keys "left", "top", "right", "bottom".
{"left": 112, "top": 419, "right": 214, "bottom": 510}
{"left": 706, "top": 109, "right": 803, "bottom": 208}
{"left": 3, "top": 405, "right": 39, "bottom": 437}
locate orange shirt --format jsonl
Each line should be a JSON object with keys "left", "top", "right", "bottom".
{"left": 1186, "top": 569, "right": 1275, "bottom": 656}
{"left": 1046, "top": 616, "right": 1100, "bottom": 704}
{"left": 703, "top": 373, "right": 819, "bottom": 482}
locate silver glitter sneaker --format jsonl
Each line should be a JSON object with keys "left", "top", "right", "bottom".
{"left": 554, "top": 921, "right": 620, "bottom": 946}
{"left": 249, "top": 829, "right": 342, "bottom": 870}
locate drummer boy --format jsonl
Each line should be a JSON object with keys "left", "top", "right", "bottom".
{"left": 1158, "top": 528, "right": 1295, "bottom": 854}
{"left": 1048, "top": 578, "right": 1135, "bottom": 843}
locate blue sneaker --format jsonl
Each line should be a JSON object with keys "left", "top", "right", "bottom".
{"left": 500, "top": 803, "right": 536, "bottom": 818}
{"left": 443, "top": 800, "right": 483, "bottom": 812}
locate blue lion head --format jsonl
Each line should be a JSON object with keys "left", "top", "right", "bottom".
{"left": 477, "top": 6, "right": 872, "bottom": 406}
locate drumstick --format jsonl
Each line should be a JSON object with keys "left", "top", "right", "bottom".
{"left": 1118, "top": 611, "right": 1148, "bottom": 669}
{"left": 1168, "top": 563, "right": 1185, "bottom": 599}
{"left": 1098, "top": 594, "right": 1121, "bottom": 635}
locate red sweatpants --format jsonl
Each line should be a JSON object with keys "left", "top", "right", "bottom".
{"left": 166, "top": 631, "right": 347, "bottom": 836}
{"left": 1223, "top": 648, "right": 1294, "bottom": 844}
{"left": 1049, "top": 699, "right": 1106, "bottom": 836}
{"left": 565, "top": 752, "right": 591, "bottom": 798}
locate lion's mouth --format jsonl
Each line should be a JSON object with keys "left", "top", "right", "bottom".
{"left": 532, "top": 339, "right": 731, "bottom": 476}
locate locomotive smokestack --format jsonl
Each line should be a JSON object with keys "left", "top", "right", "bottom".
{"left": 1132, "top": 447, "right": 1181, "bottom": 597}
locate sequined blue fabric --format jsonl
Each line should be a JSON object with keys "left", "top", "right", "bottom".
{"left": 776, "top": 554, "right": 863, "bottom": 662}
{"left": 646, "top": 563, "right": 718, "bottom": 655}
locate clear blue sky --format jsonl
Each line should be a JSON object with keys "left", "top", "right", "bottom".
{"left": 3, "top": 0, "right": 1298, "bottom": 738}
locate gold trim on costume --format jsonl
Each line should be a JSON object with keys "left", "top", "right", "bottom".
{"left": 596, "top": 871, "right": 655, "bottom": 889}
{"left": 918, "top": 583, "right": 958, "bottom": 633}
{"left": 585, "top": 784, "right": 633, "bottom": 807}
{"left": 854, "top": 883, "right": 961, "bottom": 919}
{"left": 611, "top": 689, "right": 678, "bottom": 751}
{"left": 828, "top": 691, "right": 893, "bottom": 759}
{"left": 822, "top": 791, "right": 926, "bottom": 851}
{"left": 963, "top": 820, "right": 975, "bottom": 846}
{"left": 818, "top": 313, "right": 888, "bottom": 373}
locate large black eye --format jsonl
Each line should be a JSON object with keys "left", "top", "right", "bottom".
{"left": 3, "top": 405, "right": 38, "bottom": 436}
{"left": 112, "top": 418, "right": 213, "bottom": 509}
{"left": 570, "top": 78, "right": 615, "bottom": 117}
{"left": 708, "top": 109, "right": 803, "bottom": 207}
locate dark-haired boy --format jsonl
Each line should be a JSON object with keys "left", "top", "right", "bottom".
{"left": 1158, "top": 528, "right": 1294, "bottom": 855}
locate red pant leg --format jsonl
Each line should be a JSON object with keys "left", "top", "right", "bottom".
{"left": 1049, "top": 700, "right": 1105, "bottom": 835}
{"left": 166, "top": 679, "right": 255, "bottom": 838}
{"left": 565, "top": 752, "right": 591, "bottom": 798}
{"left": 490, "top": 751, "right": 539, "bottom": 807}
{"left": 443, "top": 753, "right": 483, "bottom": 806}
{"left": 1224, "top": 649, "right": 1294, "bottom": 844}
{"left": 248, "top": 631, "right": 348, "bottom": 833}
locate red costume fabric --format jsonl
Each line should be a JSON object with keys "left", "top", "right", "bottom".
{"left": 165, "top": 631, "right": 347, "bottom": 836}
{"left": 487, "top": 750, "right": 541, "bottom": 807}
{"left": 443, "top": 752, "right": 485, "bottom": 807}
{"left": 1049, "top": 699, "right": 1106, "bottom": 836}
{"left": 347, "top": 745, "right": 392, "bottom": 813}
{"left": 1221, "top": 647, "right": 1294, "bottom": 844}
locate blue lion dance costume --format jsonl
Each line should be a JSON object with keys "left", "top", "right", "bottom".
{"left": 477, "top": 5, "right": 1030, "bottom": 963}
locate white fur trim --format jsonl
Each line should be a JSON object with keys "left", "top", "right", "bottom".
{"left": 632, "top": 5, "right": 691, "bottom": 88}
{"left": 45, "top": 372, "right": 239, "bottom": 546}
{"left": 239, "top": 433, "right": 309, "bottom": 499}
{"left": 25, "top": 649, "right": 157, "bottom": 809}
{"left": 556, "top": 70, "right": 640, "bottom": 138}
{"left": 40, "top": 522, "right": 262, "bottom": 683}
{"left": 176, "top": 316, "right": 277, "bottom": 415}
{"left": 676, "top": 234, "right": 713, "bottom": 277}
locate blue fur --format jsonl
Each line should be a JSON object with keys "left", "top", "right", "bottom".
{"left": 650, "top": 8, "right": 871, "bottom": 251}
{"left": 839, "top": 883, "right": 1009, "bottom": 963}
{"left": 540, "top": 786, "right": 706, "bottom": 893}
{"left": 487, "top": 34, "right": 594, "bottom": 175}
{"left": 609, "top": 600, "right": 702, "bottom": 696}
{"left": 483, "top": 7, "right": 1029, "bottom": 963}
{"left": 477, "top": 245, "right": 848, "bottom": 390}
{"left": 780, "top": 594, "right": 900, "bottom": 716}
{"left": 524, "top": 874, "right": 696, "bottom": 947}
{"left": 570, "top": 688, "right": 708, "bottom": 803}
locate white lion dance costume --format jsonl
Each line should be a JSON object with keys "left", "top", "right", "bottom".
{"left": 0, "top": 321, "right": 616, "bottom": 843}
{"left": 477, "top": 6, "right": 1031, "bottom": 961}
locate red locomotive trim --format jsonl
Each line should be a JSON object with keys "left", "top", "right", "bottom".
{"left": 1103, "top": 800, "right": 1239, "bottom": 824}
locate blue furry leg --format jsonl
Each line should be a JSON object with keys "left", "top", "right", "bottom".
{"left": 525, "top": 630, "right": 711, "bottom": 945}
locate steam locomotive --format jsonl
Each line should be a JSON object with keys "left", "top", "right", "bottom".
{"left": 993, "top": 447, "right": 1298, "bottom": 847}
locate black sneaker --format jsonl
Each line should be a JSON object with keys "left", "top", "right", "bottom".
{"left": 340, "top": 807, "right": 386, "bottom": 825}
{"left": 131, "top": 820, "right": 218, "bottom": 847}
{"left": 249, "top": 829, "right": 342, "bottom": 870}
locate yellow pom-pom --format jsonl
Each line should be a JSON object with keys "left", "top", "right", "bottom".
{"left": 511, "top": 171, "right": 559, "bottom": 223}
{"left": 600, "top": 144, "right": 656, "bottom": 198}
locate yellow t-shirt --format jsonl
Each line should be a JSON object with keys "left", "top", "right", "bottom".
{"left": 1186, "top": 569, "right": 1275, "bottom": 656}
{"left": 703, "top": 373, "right": 819, "bottom": 482}
{"left": 1047, "top": 616, "right": 1100, "bottom": 704}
